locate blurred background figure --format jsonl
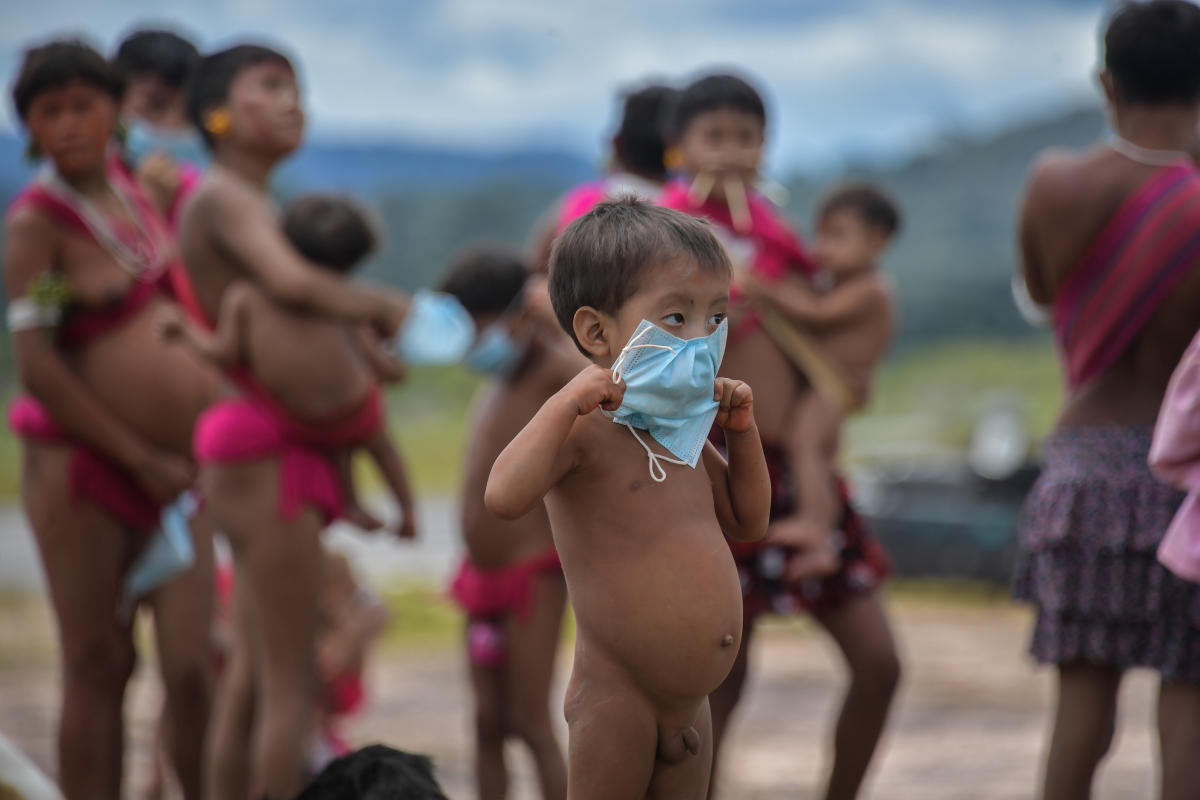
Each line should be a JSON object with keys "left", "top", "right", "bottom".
{"left": 112, "top": 28, "right": 206, "bottom": 226}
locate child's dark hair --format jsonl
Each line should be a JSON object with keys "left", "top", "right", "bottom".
{"left": 670, "top": 73, "right": 766, "bottom": 140}
{"left": 614, "top": 83, "right": 678, "bottom": 181}
{"left": 1105, "top": 1, "right": 1200, "bottom": 105}
{"left": 113, "top": 29, "right": 199, "bottom": 90}
{"left": 549, "top": 197, "right": 731, "bottom": 352}
{"left": 295, "top": 744, "right": 448, "bottom": 800}
{"left": 818, "top": 183, "right": 902, "bottom": 238}
{"left": 11, "top": 39, "right": 123, "bottom": 122}
{"left": 282, "top": 194, "right": 378, "bottom": 273}
{"left": 437, "top": 246, "right": 529, "bottom": 316}
{"left": 187, "top": 43, "right": 293, "bottom": 148}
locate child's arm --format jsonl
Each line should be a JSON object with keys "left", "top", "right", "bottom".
{"left": 352, "top": 325, "right": 407, "bottom": 384}
{"left": 200, "top": 180, "right": 409, "bottom": 335}
{"left": 362, "top": 430, "right": 418, "bottom": 541}
{"left": 158, "top": 281, "right": 252, "bottom": 368}
{"left": 485, "top": 364, "right": 624, "bottom": 520}
{"left": 741, "top": 271, "right": 887, "bottom": 330}
{"left": 703, "top": 378, "right": 771, "bottom": 542}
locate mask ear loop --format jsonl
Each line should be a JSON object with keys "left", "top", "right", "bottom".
{"left": 610, "top": 325, "right": 676, "bottom": 384}
{"left": 623, "top": 422, "right": 689, "bottom": 483}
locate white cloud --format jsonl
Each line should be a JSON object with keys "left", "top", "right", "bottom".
{"left": 0, "top": 0, "right": 1107, "bottom": 168}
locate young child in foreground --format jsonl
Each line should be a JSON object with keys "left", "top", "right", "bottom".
{"left": 163, "top": 193, "right": 417, "bottom": 539}
{"left": 486, "top": 198, "right": 771, "bottom": 799}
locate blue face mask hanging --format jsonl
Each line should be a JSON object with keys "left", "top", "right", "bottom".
{"left": 119, "top": 492, "right": 198, "bottom": 620}
{"left": 606, "top": 319, "right": 728, "bottom": 482}
{"left": 390, "top": 289, "right": 476, "bottom": 365}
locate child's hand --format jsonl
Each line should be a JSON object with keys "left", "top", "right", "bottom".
{"left": 714, "top": 378, "right": 755, "bottom": 433}
{"left": 562, "top": 364, "right": 625, "bottom": 416}
{"left": 156, "top": 307, "right": 184, "bottom": 343}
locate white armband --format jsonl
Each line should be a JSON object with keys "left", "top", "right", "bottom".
{"left": 6, "top": 297, "right": 61, "bottom": 332}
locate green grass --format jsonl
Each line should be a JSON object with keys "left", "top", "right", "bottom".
{"left": 843, "top": 338, "right": 1062, "bottom": 464}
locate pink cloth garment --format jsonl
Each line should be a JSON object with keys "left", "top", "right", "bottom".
{"left": 8, "top": 396, "right": 161, "bottom": 532}
{"left": 1150, "top": 329, "right": 1200, "bottom": 583}
{"left": 193, "top": 398, "right": 346, "bottom": 524}
{"left": 1053, "top": 161, "right": 1200, "bottom": 391}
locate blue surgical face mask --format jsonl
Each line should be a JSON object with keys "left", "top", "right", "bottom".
{"left": 391, "top": 289, "right": 476, "bottom": 365}
{"left": 121, "top": 492, "right": 197, "bottom": 617}
{"left": 606, "top": 318, "right": 728, "bottom": 481}
{"left": 465, "top": 323, "right": 527, "bottom": 377}
{"left": 124, "top": 119, "right": 208, "bottom": 168}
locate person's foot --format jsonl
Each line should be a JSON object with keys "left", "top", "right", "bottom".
{"left": 765, "top": 517, "right": 841, "bottom": 581}
{"left": 345, "top": 504, "right": 384, "bottom": 532}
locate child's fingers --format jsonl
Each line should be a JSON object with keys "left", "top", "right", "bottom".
{"left": 731, "top": 381, "right": 753, "bottom": 407}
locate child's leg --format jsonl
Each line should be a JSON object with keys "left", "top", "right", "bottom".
{"left": 334, "top": 447, "right": 383, "bottom": 532}
{"left": 206, "top": 564, "right": 258, "bottom": 800}
{"left": 1156, "top": 678, "right": 1200, "bottom": 800}
{"left": 467, "top": 638, "right": 509, "bottom": 800}
{"left": 204, "top": 459, "right": 324, "bottom": 798}
{"left": 1041, "top": 664, "right": 1122, "bottom": 800}
{"left": 242, "top": 509, "right": 324, "bottom": 796}
{"left": 563, "top": 657, "right": 658, "bottom": 800}
{"left": 363, "top": 431, "right": 417, "bottom": 540}
{"left": 774, "top": 392, "right": 842, "bottom": 580}
{"left": 706, "top": 618, "right": 756, "bottom": 800}
{"left": 646, "top": 699, "right": 713, "bottom": 800}
{"left": 149, "top": 510, "right": 216, "bottom": 800}
{"left": 813, "top": 591, "right": 901, "bottom": 800}
{"left": 22, "top": 443, "right": 140, "bottom": 800}
{"left": 502, "top": 570, "right": 568, "bottom": 800}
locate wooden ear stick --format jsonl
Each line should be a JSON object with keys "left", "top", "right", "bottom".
{"left": 725, "top": 175, "right": 752, "bottom": 233}
{"left": 688, "top": 170, "right": 717, "bottom": 206}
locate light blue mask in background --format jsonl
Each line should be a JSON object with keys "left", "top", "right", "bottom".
{"left": 465, "top": 324, "right": 527, "bottom": 377}
{"left": 121, "top": 492, "right": 197, "bottom": 617}
{"left": 606, "top": 319, "right": 728, "bottom": 481}
{"left": 391, "top": 289, "right": 476, "bottom": 365}
{"left": 124, "top": 120, "right": 209, "bottom": 168}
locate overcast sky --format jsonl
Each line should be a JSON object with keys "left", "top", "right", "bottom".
{"left": 1, "top": 0, "right": 1111, "bottom": 170}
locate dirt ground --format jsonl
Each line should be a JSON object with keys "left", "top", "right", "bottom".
{"left": 0, "top": 590, "right": 1161, "bottom": 800}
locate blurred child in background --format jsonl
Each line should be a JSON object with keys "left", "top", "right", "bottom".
{"left": 440, "top": 246, "right": 584, "bottom": 800}
{"left": 660, "top": 73, "right": 900, "bottom": 800}
{"left": 530, "top": 82, "right": 679, "bottom": 272}
{"left": 112, "top": 28, "right": 206, "bottom": 227}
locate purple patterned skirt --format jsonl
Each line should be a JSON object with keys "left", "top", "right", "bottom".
{"left": 1013, "top": 426, "right": 1200, "bottom": 683}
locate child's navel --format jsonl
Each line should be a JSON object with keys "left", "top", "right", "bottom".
{"left": 721, "top": 633, "right": 735, "bottom": 648}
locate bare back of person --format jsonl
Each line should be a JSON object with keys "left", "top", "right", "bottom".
{"left": 1025, "top": 147, "right": 1200, "bottom": 427}
{"left": 231, "top": 282, "right": 376, "bottom": 421}
{"left": 177, "top": 169, "right": 273, "bottom": 322}
{"left": 462, "top": 344, "right": 577, "bottom": 568}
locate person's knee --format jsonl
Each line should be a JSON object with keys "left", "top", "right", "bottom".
{"left": 65, "top": 630, "right": 136, "bottom": 694}
{"left": 851, "top": 643, "right": 902, "bottom": 700}
{"left": 474, "top": 693, "right": 507, "bottom": 745}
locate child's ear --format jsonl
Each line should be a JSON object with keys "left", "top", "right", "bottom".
{"left": 571, "top": 306, "right": 612, "bottom": 358}
{"left": 1098, "top": 71, "right": 1117, "bottom": 107}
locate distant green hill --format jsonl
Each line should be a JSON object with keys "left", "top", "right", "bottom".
{"left": 360, "top": 105, "right": 1107, "bottom": 346}
{"left": 781, "top": 106, "right": 1105, "bottom": 346}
